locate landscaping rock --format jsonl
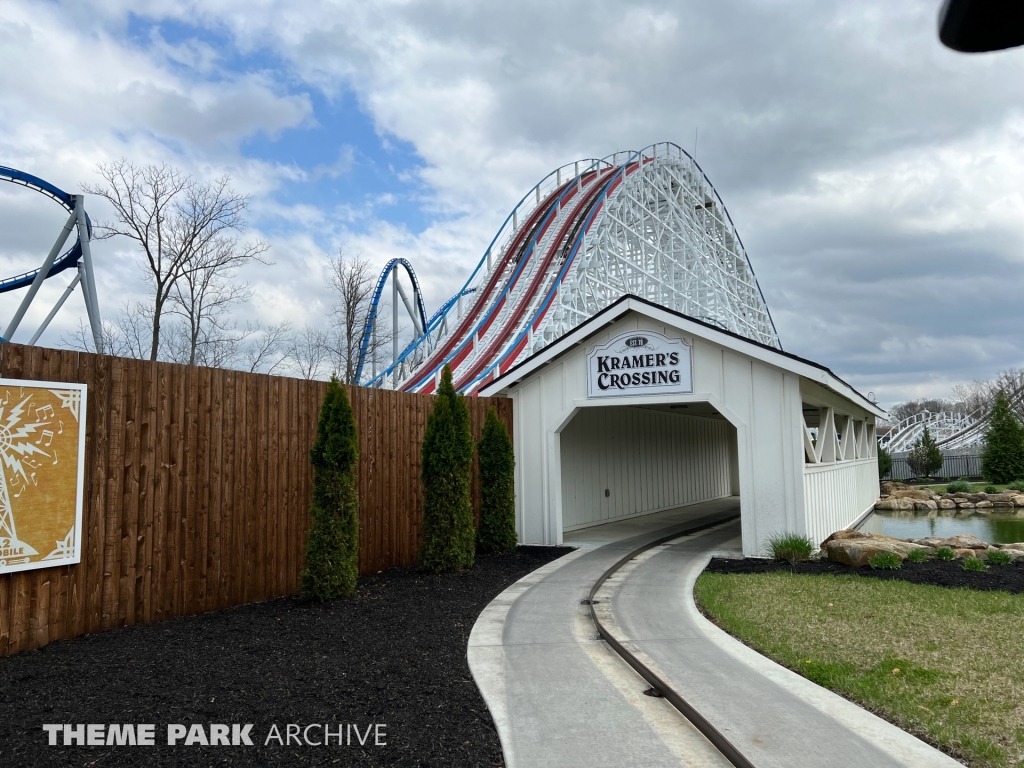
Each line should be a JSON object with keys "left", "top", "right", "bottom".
{"left": 987, "top": 493, "right": 1015, "bottom": 504}
{"left": 913, "top": 500, "right": 939, "bottom": 511}
{"left": 819, "top": 529, "right": 870, "bottom": 548}
{"left": 938, "top": 534, "right": 989, "bottom": 549}
{"left": 875, "top": 498, "right": 915, "bottom": 511}
{"left": 951, "top": 497, "right": 969, "bottom": 504}
{"left": 911, "top": 537, "right": 948, "bottom": 548}
{"left": 937, "top": 499, "right": 956, "bottom": 509}
{"left": 1013, "top": 495, "right": 1024, "bottom": 507}
{"left": 957, "top": 502, "right": 975, "bottom": 509}
{"left": 975, "top": 500, "right": 994, "bottom": 509}
{"left": 993, "top": 501, "right": 1014, "bottom": 508}
{"left": 954, "top": 548, "right": 977, "bottom": 559}
{"left": 880, "top": 481, "right": 907, "bottom": 495}
{"left": 892, "top": 488, "right": 935, "bottom": 501}
{"left": 824, "top": 537, "right": 926, "bottom": 567}
{"left": 966, "top": 493, "right": 988, "bottom": 503}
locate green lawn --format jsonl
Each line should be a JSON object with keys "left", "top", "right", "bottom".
{"left": 695, "top": 572, "right": 1024, "bottom": 767}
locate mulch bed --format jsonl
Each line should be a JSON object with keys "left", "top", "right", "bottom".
{"left": 0, "top": 546, "right": 572, "bottom": 768}
{"left": 705, "top": 556, "right": 1024, "bottom": 594}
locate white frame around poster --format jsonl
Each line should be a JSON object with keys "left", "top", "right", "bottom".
{"left": 0, "top": 378, "right": 87, "bottom": 575}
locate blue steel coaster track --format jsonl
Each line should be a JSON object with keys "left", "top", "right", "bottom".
{"left": 0, "top": 166, "right": 91, "bottom": 294}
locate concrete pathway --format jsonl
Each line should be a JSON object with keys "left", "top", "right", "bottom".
{"left": 468, "top": 499, "right": 960, "bottom": 768}
{"left": 469, "top": 500, "right": 739, "bottom": 768}
{"left": 606, "top": 520, "right": 960, "bottom": 767}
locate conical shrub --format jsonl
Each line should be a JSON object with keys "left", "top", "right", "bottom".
{"left": 301, "top": 377, "right": 360, "bottom": 600}
{"left": 982, "top": 390, "right": 1024, "bottom": 483}
{"left": 420, "top": 365, "right": 475, "bottom": 572}
{"left": 477, "top": 406, "right": 517, "bottom": 554}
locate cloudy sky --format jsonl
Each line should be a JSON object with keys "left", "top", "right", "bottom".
{"left": 2, "top": 0, "right": 1023, "bottom": 408}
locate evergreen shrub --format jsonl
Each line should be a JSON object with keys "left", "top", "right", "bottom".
{"left": 301, "top": 377, "right": 360, "bottom": 601}
{"left": 476, "top": 406, "right": 517, "bottom": 554}
{"left": 946, "top": 479, "right": 973, "bottom": 494}
{"left": 981, "top": 391, "right": 1024, "bottom": 484}
{"left": 877, "top": 443, "right": 892, "bottom": 480}
{"left": 907, "top": 427, "right": 943, "bottom": 478}
{"left": 420, "top": 365, "right": 476, "bottom": 573}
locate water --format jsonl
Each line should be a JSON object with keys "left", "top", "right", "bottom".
{"left": 864, "top": 511, "right": 1024, "bottom": 544}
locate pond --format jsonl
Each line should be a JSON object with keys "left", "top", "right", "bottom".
{"left": 864, "top": 511, "right": 1024, "bottom": 545}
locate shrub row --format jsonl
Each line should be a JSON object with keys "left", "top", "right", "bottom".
{"left": 300, "top": 365, "right": 518, "bottom": 600}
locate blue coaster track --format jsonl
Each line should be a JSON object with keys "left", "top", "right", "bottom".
{"left": 0, "top": 166, "right": 91, "bottom": 294}
{"left": 353, "top": 258, "right": 429, "bottom": 384}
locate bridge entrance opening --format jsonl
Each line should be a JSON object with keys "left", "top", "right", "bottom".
{"left": 558, "top": 402, "right": 739, "bottom": 533}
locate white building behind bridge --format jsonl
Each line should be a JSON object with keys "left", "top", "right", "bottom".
{"left": 480, "top": 295, "right": 884, "bottom": 556}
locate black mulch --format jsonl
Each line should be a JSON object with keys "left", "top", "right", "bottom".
{"left": 705, "top": 556, "right": 1024, "bottom": 594}
{"left": 0, "top": 546, "right": 572, "bottom": 768}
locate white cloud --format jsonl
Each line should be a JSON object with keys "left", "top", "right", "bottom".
{"left": 4, "top": 0, "right": 1024, "bottom": 408}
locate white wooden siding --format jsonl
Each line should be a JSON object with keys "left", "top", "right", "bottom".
{"left": 560, "top": 407, "right": 732, "bottom": 530}
{"left": 803, "top": 457, "right": 879, "bottom": 549}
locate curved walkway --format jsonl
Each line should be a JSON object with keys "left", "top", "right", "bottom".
{"left": 468, "top": 499, "right": 960, "bottom": 768}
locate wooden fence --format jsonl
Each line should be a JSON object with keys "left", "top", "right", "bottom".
{"left": 0, "top": 343, "right": 511, "bottom": 658}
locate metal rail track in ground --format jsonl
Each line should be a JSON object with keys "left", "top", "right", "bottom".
{"left": 586, "top": 513, "right": 756, "bottom": 768}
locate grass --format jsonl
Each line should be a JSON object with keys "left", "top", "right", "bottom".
{"left": 695, "top": 572, "right": 1024, "bottom": 767}
{"left": 767, "top": 532, "right": 814, "bottom": 562}
{"left": 868, "top": 551, "right": 902, "bottom": 569}
{"left": 988, "top": 550, "right": 1013, "bottom": 566}
{"left": 907, "top": 548, "right": 929, "bottom": 563}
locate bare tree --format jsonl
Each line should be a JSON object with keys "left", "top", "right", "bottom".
{"left": 61, "top": 318, "right": 121, "bottom": 356}
{"left": 242, "top": 321, "right": 292, "bottom": 374}
{"left": 288, "top": 325, "right": 329, "bottom": 380}
{"left": 326, "top": 249, "right": 390, "bottom": 384}
{"left": 952, "top": 367, "right": 1024, "bottom": 421}
{"left": 166, "top": 236, "right": 269, "bottom": 365}
{"left": 85, "top": 160, "right": 260, "bottom": 361}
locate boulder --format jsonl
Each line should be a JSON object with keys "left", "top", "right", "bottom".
{"left": 880, "top": 481, "right": 907, "bottom": 495}
{"left": 913, "top": 500, "right": 939, "bottom": 511}
{"left": 997, "top": 542, "right": 1024, "bottom": 552}
{"left": 1013, "top": 495, "right": 1024, "bottom": 507}
{"left": 937, "top": 534, "right": 988, "bottom": 549}
{"left": 937, "top": 499, "right": 956, "bottom": 509}
{"left": 875, "top": 498, "right": 915, "bottom": 511}
{"left": 975, "top": 500, "right": 994, "bottom": 509}
{"left": 993, "top": 501, "right": 1014, "bottom": 508}
{"left": 957, "top": 502, "right": 975, "bottom": 509}
{"left": 987, "top": 493, "right": 1015, "bottom": 504}
{"left": 912, "top": 537, "right": 948, "bottom": 548}
{"left": 954, "top": 548, "right": 977, "bottom": 559}
{"left": 819, "top": 529, "right": 870, "bottom": 548}
{"left": 951, "top": 497, "right": 969, "bottom": 504}
{"left": 892, "top": 488, "right": 935, "bottom": 501}
{"left": 966, "top": 493, "right": 988, "bottom": 503}
{"left": 825, "top": 537, "right": 926, "bottom": 567}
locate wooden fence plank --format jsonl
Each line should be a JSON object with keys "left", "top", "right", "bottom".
{"left": 0, "top": 341, "right": 513, "bottom": 657}
{"left": 182, "top": 364, "right": 200, "bottom": 615}
{"left": 205, "top": 366, "right": 222, "bottom": 612}
{"left": 121, "top": 358, "right": 143, "bottom": 627}
{"left": 219, "top": 371, "right": 237, "bottom": 611}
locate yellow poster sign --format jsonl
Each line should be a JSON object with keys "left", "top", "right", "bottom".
{"left": 0, "top": 379, "right": 87, "bottom": 575}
